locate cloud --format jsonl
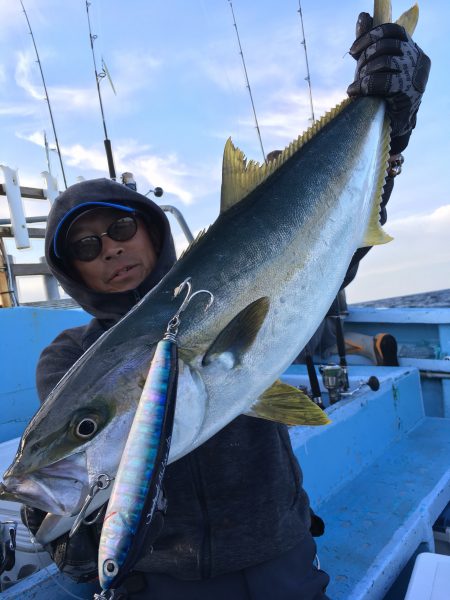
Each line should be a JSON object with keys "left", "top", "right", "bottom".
{"left": 246, "top": 88, "right": 348, "bottom": 144}
{"left": 16, "top": 130, "right": 45, "bottom": 146}
{"left": 58, "top": 139, "right": 214, "bottom": 206}
{"left": 15, "top": 51, "right": 45, "bottom": 101}
{"left": 62, "top": 143, "right": 111, "bottom": 173}
{"left": 114, "top": 141, "right": 220, "bottom": 206}
{"left": 126, "top": 153, "right": 194, "bottom": 205}
{"left": 0, "top": 103, "right": 36, "bottom": 117}
{"left": 14, "top": 50, "right": 99, "bottom": 112}
{"left": 346, "top": 205, "right": 450, "bottom": 303}
{"left": 211, "top": 84, "right": 347, "bottom": 161}
{"left": 47, "top": 87, "right": 98, "bottom": 110}
{"left": 192, "top": 19, "right": 351, "bottom": 154}
{"left": 196, "top": 12, "right": 352, "bottom": 99}
{"left": 111, "top": 52, "right": 162, "bottom": 94}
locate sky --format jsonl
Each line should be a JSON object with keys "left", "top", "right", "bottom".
{"left": 0, "top": 0, "right": 449, "bottom": 304}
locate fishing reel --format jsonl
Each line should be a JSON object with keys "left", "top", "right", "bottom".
{"left": 121, "top": 172, "right": 164, "bottom": 197}
{"left": 319, "top": 365, "right": 380, "bottom": 405}
{"left": 0, "top": 521, "right": 16, "bottom": 576}
{"left": 319, "top": 365, "right": 347, "bottom": 405}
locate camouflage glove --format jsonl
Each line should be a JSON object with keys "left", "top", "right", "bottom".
{"left": 347, "top": 12, "right": 431, "bottom": 154}
{"left": 48, "top": 519, "right": 103, "bottom": 584}
{"left": 21, "top": 504, "right": 102, "bottom": 584}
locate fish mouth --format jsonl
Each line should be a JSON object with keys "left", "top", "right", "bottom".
{"left": 0, "top": 452, "right": 90, "bottom": 516}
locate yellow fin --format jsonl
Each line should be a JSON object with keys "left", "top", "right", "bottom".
{"left": 247, "top": 381, "right": 330, "bottom": 426}
{"left": 220, "top": 139, "right": 263, "bottom": 213}
{"left": 396, "top": 4, "right": 419, "bottom": 36}
{"left": 373, "top": 0, "right": 419, "bottom": 36}
{"left": 220, "top": 98, "right": 352, "bottom": 213}
{"left": 361, "top": 112, "right": 394, "bottom": 247}
{"left": 373, "top": 0, "right": 392, "bottom": 26}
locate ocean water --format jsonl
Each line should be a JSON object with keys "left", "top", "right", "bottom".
{"left": 352, "top": 288, "right": 450, "bottom": 309}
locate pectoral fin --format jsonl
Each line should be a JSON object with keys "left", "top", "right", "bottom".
{"left": 246, "top": 381, "right": 330, "bottom": 426}
{"left": 202, "top": 297, "right": 270, "bottom": 368}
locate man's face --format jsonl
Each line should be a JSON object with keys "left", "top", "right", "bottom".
{"left": 66, "top": 208, "right": 158, "bottom": 293}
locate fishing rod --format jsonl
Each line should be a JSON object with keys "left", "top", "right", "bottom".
{"left": 297, "top": 0, "right": 315, "bottom": 122}
{"left": 85, "top": 0, "right": 117, "bottom": 180}
{"left": 227, "top": 1, "right": 267, "bottom": 164}
{"left": 19, "top": 0, "right": 67, "bottom": 189}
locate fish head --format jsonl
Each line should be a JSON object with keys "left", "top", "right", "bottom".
{"left": 0, "top": 345, "right": 209, "bottom": 517}
{"left": 0, "top": 373, "right": 137, "bottom": 516}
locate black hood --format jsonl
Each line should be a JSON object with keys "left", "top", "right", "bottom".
{"left": 45, "top": 178, "right": 177, "bottom": 322}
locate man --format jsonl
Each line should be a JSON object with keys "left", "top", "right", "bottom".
{"left": 23, "top": 14, "right": 429, "bottom": 600}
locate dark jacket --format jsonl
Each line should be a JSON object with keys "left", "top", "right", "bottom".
{"left": 37, "top": 178, "right": 312, "bottom": 580}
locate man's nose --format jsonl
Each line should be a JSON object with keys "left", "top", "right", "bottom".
{"left": 102, "top": 236, "right": 124, "bottom": 260}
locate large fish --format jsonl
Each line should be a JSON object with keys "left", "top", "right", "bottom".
{"left": 1, "top": 0, "right": 418, "bottom": 541}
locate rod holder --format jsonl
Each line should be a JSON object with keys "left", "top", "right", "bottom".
{"left": 0, "top": 166, "right": 30, "bottom": 249}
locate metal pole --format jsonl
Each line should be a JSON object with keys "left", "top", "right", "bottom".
{"left": 160, "top": 205, "right": 194, "bottom": 244}
{"left": 40, "top": 257, "right": 59, "bottom": 301}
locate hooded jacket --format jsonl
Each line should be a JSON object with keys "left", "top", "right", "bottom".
{"left": 37, "top": 177, "right": 312, "bottom": 581}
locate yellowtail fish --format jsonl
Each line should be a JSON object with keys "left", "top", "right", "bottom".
{"left": 0, "top": 1, "right": 418, "bottom": 544}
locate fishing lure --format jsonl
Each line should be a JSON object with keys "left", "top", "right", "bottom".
{"left": 95, "top": 278, "right": 213, "bottom": 598}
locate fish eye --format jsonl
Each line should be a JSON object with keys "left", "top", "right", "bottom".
{"left": 74, "top": 417, "right": 99, "bottom": 440}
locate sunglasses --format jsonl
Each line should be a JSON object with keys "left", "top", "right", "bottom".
{"left": 67, "top": 215, "right": 138, "bottom": 262}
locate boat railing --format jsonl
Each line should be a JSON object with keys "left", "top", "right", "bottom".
{"left": 0, "top": 174, "right": 194, "bottom": 308}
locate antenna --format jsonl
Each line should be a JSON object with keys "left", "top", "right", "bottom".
{"left": 19, "top": 0, "right": 68, "bottom": 188}
{"left": 227, "top": 1, "right": 267, "bottom": 164}
{"left": 297, "top": 0, "right": 315, "bottom": 122}
{"left": 85, "top": 0, "right": 117, "bottom": 180}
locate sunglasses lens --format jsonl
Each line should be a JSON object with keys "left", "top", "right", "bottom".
{"left": 70, "top": 236, "right": 102, "bottom": 262}
{"left": 68, "top": 215, "right": 138, "bottom": 261}
{"left": 108, "top": 216, "right": 137, "bottom": 241}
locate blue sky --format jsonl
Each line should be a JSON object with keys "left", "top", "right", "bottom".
{"left": 1, "top": 0, "right": 449, "bottom": 303}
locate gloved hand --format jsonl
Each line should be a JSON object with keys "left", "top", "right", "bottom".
{"left": 21, "top": 504, "right": 102, "bottom": 583}
{"left": 347, "top": 13, "right": 431, "bottom": 154}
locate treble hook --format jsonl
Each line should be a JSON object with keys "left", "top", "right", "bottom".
{"left": 174, "top": 278, "right": 214, "bottom": 315}
{"left": 165, "top": 278, "right": 214, "bottom": 340}
{"left": 69, "top": 473, "right": 113, "bottom": 538}
{"left": 94, "top": 591, "right": 115, "bottom": 600}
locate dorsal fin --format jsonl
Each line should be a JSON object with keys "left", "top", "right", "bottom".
{"left": 373, "top": 0, "right": 419, "bottom": 35}
{"left": 220, "top": 98, "right": 353, "bottom": 213}
{"left": 361, "top": 111, "right": 393, "bottom": 247}
{"left": 177, "top": 227, "right": 209, "bottom": 261}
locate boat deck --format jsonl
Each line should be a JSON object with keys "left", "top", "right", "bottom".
{"left": 286, "top": 365, "right": 450, "bottom": 599}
